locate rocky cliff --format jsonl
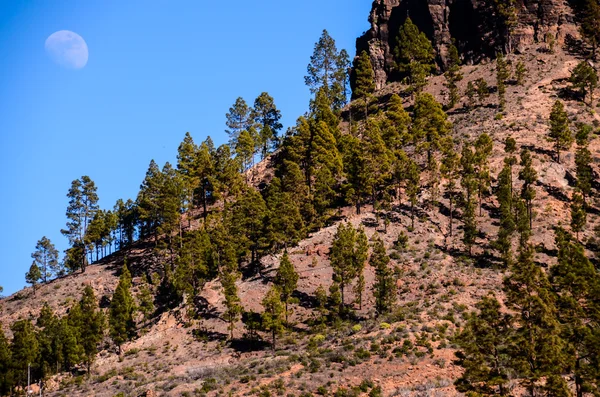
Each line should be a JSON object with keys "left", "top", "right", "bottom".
{"left": 357, "top": 0, "right": 578, "bottom": 88}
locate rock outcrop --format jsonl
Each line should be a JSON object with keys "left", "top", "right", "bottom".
{"left": 357, "top": 0, "right": 578, "bottom": 89}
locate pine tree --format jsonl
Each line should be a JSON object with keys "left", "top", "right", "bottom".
{"left": 570, "top": 61, "right": 598, "bottom": 105}
{"left": 580, "top": 0, "right": 600, "bottom": 59}
{"left": 329, "top": 223, "right": 368, "bottom": 314}
{"left": 412, "top": 93, "right": 451, "bottom": 166}
{"left": 137, "top": 160, "right": 163, "bottom": 243}
{"left": 353, "top": 227, "right": 369, "bottom": 310}
{"left": 274, "top": 251, "right": 298, "bottom": 324}
{"left": 31, "top": 236, "right": 59, "bottom": 283}
{"left": 455, "top": 294, "right": 512, "bottom": 396}
{"left": 461, "top": 145, "right": 478, "bottom": 255}
{"left": 109, "top": 263, "right": 135, "bottom": 353}
{"left": 496, "top": 52, "right": 510, "bottom": 111}
{"left": 59, "top": 312, "right": 83, "bottom": 371}
{"left": 474, "top": 133, "right": 493, "bottom": 216}
{"left": 61, "top": 176, "right": 99, "bottom": 272}
{"left": 393, "top": 17, "right": 435, "bottom": 93}
{"left": 548, "top": 100, "right": 573, "bottom": 163}
{"left": 228, "top": 187, "right": 267, "bottom": 267}
{"left": 252, "top": 92, "right": 283, "bottom": 157}
{"left": 444, "top": 41, "right": 463, "bottom": 108}
{"left": 515, "top": 61, "right": 527, "bottom": 85}
{"left": 493, "top": 0, "right": 518, "bottom": 53}
{"left": 78, "top": 286, "right": 105, "bottom": 374}
{"left": 305, "top": 30, "right": 349, "bottom": 110}
{"left": 495, "top": 163, "right": 516, "bottom": 267}
{"left": 370, "top": 234, "right": 396, "bottom": 315}
{"left": 383, "top": 94, "right": 411, "bottom": 149}
{"left": 0, "top": 327, "right": 12, "bottom": 395}
{"left": 25, "top": 261, "right": 41, "bottom": 295}
{"left": 575, "top": 123, "right": 593, "bottom": 203}
{"left": 551, "top": 228, "right": 600, "bottom": 397}
{"left": 475, "top": 78, "right": 490, "bottom": 103}
{"left": 264, "top": 178, "right": 305, "bottom": 250}
{"left": 10, "top": 319, "right": 40, "bottom": 388}
{"left": 504, "top": 243, "right": 567, "bottom": 397}
{"left": 220, "top": 254, "right": 241, "bottom": 340}
{"left": 225, "top": 97, "right": 253, "bottom": 147}
{"left": 137, "top": 281, "right": 155, "bottom": 322}
{"left": 405, "top": 158, "right": 420, "bottom": 229}
{"left": 261, "top": 286, "right": 285, "bottom": 351}
{"left": 352, "top": 51, "right": 376, "bottom": 118}
{"left": 571, "top": 190, "right": 587, "bottom": 241}
{"left": 518, "top": 148, "right": 537, "bottom": 230}
{"left": 465, "top": 81, "right": 476, "bottom": 107}
{"left": 441, "top": 138, "right": 460, "bottom": 237}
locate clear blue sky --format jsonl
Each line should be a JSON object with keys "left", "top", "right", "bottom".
{"left": 0, "top": 1, "right": 372, "bottom": 295}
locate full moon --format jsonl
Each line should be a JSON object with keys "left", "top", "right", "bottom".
{"left": 45, "top": 30, "right": 88, "bottom": 69}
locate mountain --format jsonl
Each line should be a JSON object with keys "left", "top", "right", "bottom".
{"left": 2, "top": 1, "right": 600, "bottom": 396}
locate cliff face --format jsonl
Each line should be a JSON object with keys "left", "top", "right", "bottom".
{"left": 357, "top": 0, "right": 577, "bottom": 89}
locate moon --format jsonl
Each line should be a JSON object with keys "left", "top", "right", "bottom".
{"left": 45, "top": 30, "right": 88, "bottom": 69}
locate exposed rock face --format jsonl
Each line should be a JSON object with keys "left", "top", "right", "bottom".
{"left": 357, "top": 0, "right": 577, "bottom": 89}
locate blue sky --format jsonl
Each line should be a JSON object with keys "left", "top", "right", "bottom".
{"left": 0, "top": 1, "right": 372, "bottom": 295}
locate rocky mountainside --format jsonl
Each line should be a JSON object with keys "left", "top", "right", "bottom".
{"left": 2, "top": 1, "right": 600, "bottom": 396}
{"left": 357, "top": 0, "right": 579, "bottom": 88}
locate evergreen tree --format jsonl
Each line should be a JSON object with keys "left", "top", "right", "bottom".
{"left": 78, "top": 286, "right": 104, "bottom": 374}
{"left": 441, "top": 138, "right": 460, "bottom": 237}
{"left": 412, "top": 93, "right": 451, "bottom": 166}
{"left": 370, "top": 235, "right": 396, "bottom": 315}
{"left": 25, "top": 261, "right": 41, "bottom": 295}
{"left": 31, "top": 236, "right": 59, "bottom": 283}
{"left": 548, "top": 100, "right": 573, "bottom": 163}
{"left": 235, "top": 129, "right": 257, "bottom": 173}
{"left": 461, "top": 145, "right": 478, "bottom": 255}
{"left": 475, "top": 78, "right": 490, "bottom": 103}
{"left": 352, "top": 50, "right": 376, "bottom": 118}
{"left": 353, "top": 226, "right": 369, "bottom": 310}
{"left": 444, "top": 41, "right": 463, "bottom": 109}
{"left": 305, "top": 30, "right": 349, "bottom": 110}
{"left": 329, "top": 223, "right": 368, "bottom": 314}
{"left": 495, "top": 163, "right": 516, "bottom": 267}
{"left": 137, "top": 281, "right": 155, "bottom": 322}
{"left": 504, "top": 243, "right": 567, "bottom": 397}
{"left": 10, "top": 319, "right": 40, "bottom": 388}
{"left": 571, "top": 190, "right": 587, "bottom": 241}
{"left": 496, "top": 52, "right": 510, "bottom": 111}
{"left": 264, "top": 178, "right": 305, "bottom": 250}
{"left": 518, "top": 148, "right": 537, "bottom": 230}
{"left": 261, "top": 286, "right": 285, "bottom": 351}
{"left": 137, "top": 160, "right": 163, "bottom": 244}
{"left": 580, "top": 0, "right": 600, "bottom": 59}
{"left": 515, "top": 61, "right": 527, "bottom": 85}
{"left": 274, "top": 251, "right": 298, "bottom": 324}
{"left": 225, "top": 97, "right": 253, "bottom": 146}
{"left": 59, "top": 310, "right": 83, "bottom": 371}
{"left": 393, "top": 17, "right": 435, "bottom": 93}
{"left": 109, "top": 263, "right": 135, "bottom": 353}
{"left": 465, "top": 81, "right": 476, "bottom": 107}
{"left": 382, "top": 94, "right": 411, "bottom": 149}
{"left": 220, "top": 253, "right": 241, "bottom": 340}
{"left": 36, "top": 303, "right": 62, "bottom": 379}
{"left": 493, "top": 0, "right": 518, "bottom": 53}
{"left": 474, "top": 133, "right": 493, "bottom": 216}
{"left": 455, "top": 294, "right": 512, "bottom": 396}
{"left": 61, "top": 176, "right": 99, "bottom": 272}
{"left": 551, "top": 228, "right": 600, "bottom": 397}
{"left": 570, "top": 61, "right": 598, "bottom": 105}
{"left": 405, "top": 157, "right": 420, "bottom": 229}
{"left": 0, "top": 327, "right": 12, "bottom": 395}
{"left": 228, "top": 187, "right": 267, "bottom": 267}
{"left": 252, "top": 92, "right": 283, "bottom": 158}
{"left": 575, "top": 123, "right": 593, "bottom": 203}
